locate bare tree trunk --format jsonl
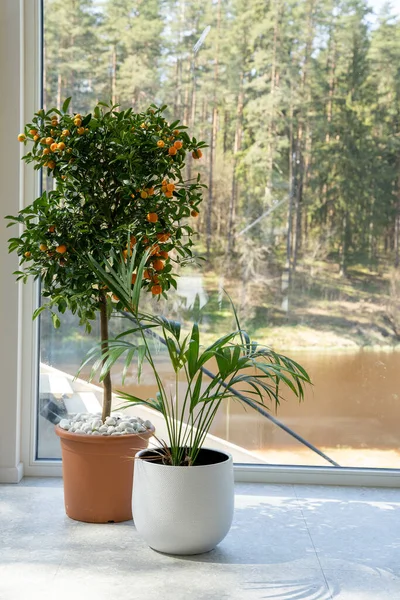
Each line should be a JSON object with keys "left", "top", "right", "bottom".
{"left": 227, "top": 72, "right": 244, "bottom": 253}
{"left": 207, "top": 105, "right": 218, "bottom": 258}
{"left": 57, "top": 72, "right": 62, "bottom": 112}
{"left": 339, "top": 212, "right": 348, "bottom": 277}
{"left": 111, "top": 44, "right": 117, "bottom": 105}
{"left": 43, "top": 42, "right": 47, "bottom": 111}
{"left": 100, "top": 291, "right": 112, "bottom": 422}
{"left": 206, "top": 0, "right": 221, "bottom": 259}
{"left": 265, "top": 5, "right": 280, "bottom": 203}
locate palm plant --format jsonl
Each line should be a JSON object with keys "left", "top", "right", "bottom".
{"left": 81, "top": 242, "right": 311, "bottom": 466}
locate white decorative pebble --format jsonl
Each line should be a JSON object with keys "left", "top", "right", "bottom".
{"left": 57, "top": 413, "right": 153, "bottom": 437}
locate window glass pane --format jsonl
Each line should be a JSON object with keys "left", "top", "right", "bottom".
{"left": 38, "top": 0, "right": 400, "bottom": 469}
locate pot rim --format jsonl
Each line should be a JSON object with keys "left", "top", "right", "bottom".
{"left": 135, "top": 447, "right": 232, "bottom": 468}
{"left": 55, "top": 424, "right": 155, "bottom": 444}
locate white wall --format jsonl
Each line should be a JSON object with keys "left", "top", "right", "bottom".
{"left": 0, "top": 0, "right": 24, "bottom": 483}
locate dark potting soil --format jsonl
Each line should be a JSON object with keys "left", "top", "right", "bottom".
{"left": 139, "top": 447, "right": 229, "bottom": 466}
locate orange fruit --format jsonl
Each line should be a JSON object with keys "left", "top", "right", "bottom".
{"left": 50, "top": 143, "right": 58, "bottom": 152}
{"left": 143, "top": 269, "right": 151, "bottom": 279}
{"left": 143, "top": 236, "right": 149, "bottom": 244}
{"left": 39, "top": 243, "right": 48, "bottom": 252}
{"left": 57, "top": 142, "right": 66, "bottom": 151}
{"left": 74, "top": 118, "right": 82, "bottom": 127}
{"left": 162, "top": 179, "right": 167, "bottom": 186}
{"left": 191, "top": 210, "right": 199, "bottom": 217}
{"left": 130, "top": 235, "right": 137, "bottom": 247}
{"left": 131, "top": 273, "right": 137, "bottom": 285}
{"left": 141, "top": 191, "right": 148, "bottom": 199}
{"left": 152, "top": 274, "right": 160, "bottom": 284}
{"left": 45, "top": 137, "right": 54, "bottom": 145}
{"left": 62, "top": 129, "right": 70, "bottom": 137}
{"left": 174, "top": 141, "right": 182, "bottom": 149}
{"left": 166, "top": 183, "right": 175, "bottom": 192}
{"left": 157, "top": 232, "right": 170, "bottom": 243}
{"left": 61, "top": 175, "right": 66, "bottom": 180}
{"left": 42, "top": 148, "right": 50, "bottom": 155}
{"left": 51, "top": 120, "right": 58, "bottom": 127}
{"left": 147, "top": 213, "right": 158, "bottom": 223}
{"left": 29, "top": 129, "right": 38, "bottom": 136}
{"left": 130, "top": 193, "right": 135, "bottom": 199}
{"left": 33, "top": 135, "right": 40, "bottom": 141}
{"left": 56, "top": 244, "right": 67, "bottom": 254}
{"left": 77, "top": 127, "right": 85, "bottom": 135}
{"left": 40, "top": 138, "right": 47, "bottom": 144}
{"left": 148, "top": 187, "right": 155, "bottom": 196}
{"left": 173, "top": 129, "right": 180, "bottom": 135}
{"left": 24, "top": 251, "right": 31, "bottom": 258}
{"left": 149, "top": 244, "right": 160, "bottom": 256}
{"left": 157, "top": 140, "right": 165, "bottom": 148}
{"left": 159, "top": 250, "right": 169, "bottom": 259}
{"left": 48, "top": 225, "right": 56, "bottom": 233}
{"left": 47, "top": 160, "right": 56, "bottom": 169}
{"left": 140, "top": 123, "right": 147, "bottom": 129}
{"left": 18, "top": 134, "right": 26, "bottom": 142}
{"left": 168, "top": 146, "right": 177, "bottom": 155}
{"left": 151, "top": 284, "right": 162, "bottom": 295}
{"left": 153, "top": 258, "right": 164, "bottom": 271}
{"left": 161, "top": 186, "right": 167, "bottom": 194}
{"left": 165, "top": 190, "right": 173, "bottom": 198}
{"left": 192, "top": 149, "right": 202, "bottom": 159}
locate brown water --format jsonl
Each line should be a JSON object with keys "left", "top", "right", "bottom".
{"left": 207, "top": 350, "right": 400, "bottom": 468}
{"left": 48, "top": 349, "right": 400, "bottom": 468}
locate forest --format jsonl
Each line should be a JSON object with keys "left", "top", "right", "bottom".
{"left": 42, "top": 0, "right": 400, "bottom": 351}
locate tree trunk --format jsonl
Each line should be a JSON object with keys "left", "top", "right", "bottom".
{"left": 57, "top": 72, "right": 62, "bottom": 112}
{"left": 227, "top": 71, "right": 244, "bottom": 253}
{"left": 265, "top": 5, "right": 280, "bottom": 203}
{"left": 207, "top": 106, "right": 218, "bottom": 258}
{"left": 43, "top": 42, "right": 47, "bottom": 111}
{"left": 100, "top": 291, "right": 112, "bottom": 422}
{"left": 339, "top": 212, "right": 348, "bottom": 277}
{"left": 206, "top": 0, "right": 221, "bottom": 259}
{"left": 111, "top": 44, "right": 117, "bottom": 105}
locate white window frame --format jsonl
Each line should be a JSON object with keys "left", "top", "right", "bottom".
{"left": 2, "top": 0, "right": 399, "bottom": 485}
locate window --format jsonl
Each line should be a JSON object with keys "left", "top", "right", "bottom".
{"left": 38, "top": 0, "right": 400, "bottom": 470}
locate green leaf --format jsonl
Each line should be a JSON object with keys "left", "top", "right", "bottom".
{"left": 62, "top": 97, "right": 72, "bottom": 113}
{"left": 51, "top": 313, "right": 60, "bottom": 328}
{"left": 186, "top": 323, "right": 199, "bottom": 378}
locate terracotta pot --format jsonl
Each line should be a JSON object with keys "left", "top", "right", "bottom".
{"left": 55, "top": 425, "right": 154, "bottom": 523}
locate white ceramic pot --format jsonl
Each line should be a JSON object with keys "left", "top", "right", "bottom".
{"left": 133, "top": 448, "right": 234, "bottom": 555}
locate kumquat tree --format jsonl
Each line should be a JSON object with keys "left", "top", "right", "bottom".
{"left": 7, "top": 98, "right": 207, "bottom": 420}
